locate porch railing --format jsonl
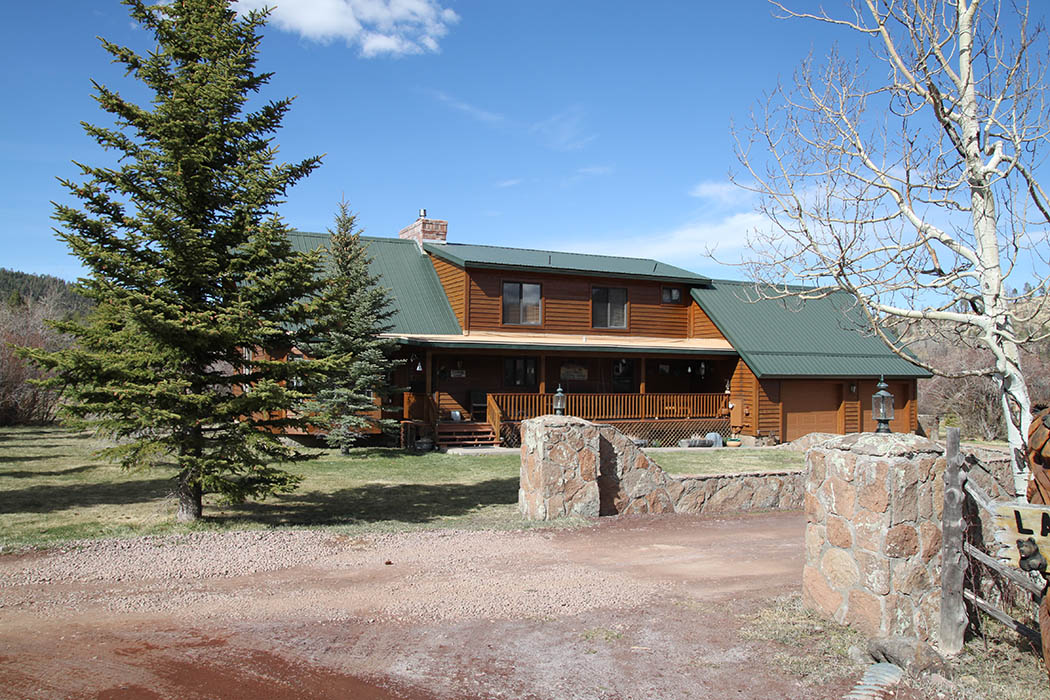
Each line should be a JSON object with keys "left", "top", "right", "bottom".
{"left": 403, "top": 392, "right": 440, "bottom": 425}
{"left": 488, "top": 392, "right": 729, "bottom": 422}
{"left": 486, "top": 393, "right": 502, "bottom": 440}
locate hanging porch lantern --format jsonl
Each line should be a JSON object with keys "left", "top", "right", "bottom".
{"left": 553, "top": 384, "right": 567, "bottom": 416}
{"left": 872, "top": 375, "right": 894, "bottom": 434}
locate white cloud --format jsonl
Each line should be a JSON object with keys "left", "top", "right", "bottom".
{"left": 235, "top": 0, "right": 459, "bottom": 57}
{"left": 494, "top": 178, "right": 522, "bottom": 188}
{"left": 689, "top": 179, "right": 753, "bottom": 207}
{"left": 561, "top": 164, "right": 614, "bottom": 187}
{"left": 429, "top": 90, "right": 505, "bottom": 125}
{"left": 530, "top": 106, "right": 596, "bottom": 151}
{"left": 565, "top": 211, "right": 770, "bottom": 274}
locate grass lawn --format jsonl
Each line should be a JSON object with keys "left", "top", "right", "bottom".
{"left": 0, "top": 427, "right": 801, "bottom": 551}
{"left": 652, "top": 448, "right": 803, "bottom": 475}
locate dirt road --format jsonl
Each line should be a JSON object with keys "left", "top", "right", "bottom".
{"left": 0, "top": 512, "right": 864, "bottom": 699}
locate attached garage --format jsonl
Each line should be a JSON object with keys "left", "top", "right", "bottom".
{"left": 783, "top": 381, "right": 842, "bottom": 441}
{"left": 692, "top": 281, "right": 930, "bottom": 441}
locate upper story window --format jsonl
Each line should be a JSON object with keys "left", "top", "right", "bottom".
{"left": 662, "top": 286, "right": 683, "bottom": 304}
{"left": 592, "top": 286, "right": 627, "bottom": 329}
{"left": 502, "top": 281, "right": 542, "bottom": 325}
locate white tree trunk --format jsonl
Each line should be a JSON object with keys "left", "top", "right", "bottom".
{"left": 996, "top": 356, "right": 1032, "bottom": 499}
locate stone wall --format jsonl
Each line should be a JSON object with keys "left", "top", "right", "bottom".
{"left": 803, "top": 433, "right": 946, "bottom": 642}
{"left": 518, "top": 415, "right": 804, "bottom": 520}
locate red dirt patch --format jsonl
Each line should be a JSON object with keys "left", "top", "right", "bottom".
{"left": 0, "top": 512, "right": 920, "bottom": 699}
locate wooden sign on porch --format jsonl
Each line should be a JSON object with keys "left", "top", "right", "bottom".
{"left": 993, "top": 502, "right": 1050, "bottom": 566}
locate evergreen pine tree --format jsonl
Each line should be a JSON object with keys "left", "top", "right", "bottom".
{"left": 305, "top": 200, "right": 402, "bottom": 452}
{"left": 26, "top": 0, "right": 326, "bottom": 522}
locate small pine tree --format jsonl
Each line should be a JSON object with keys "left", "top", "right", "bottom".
{"left": 26, "top": 0, "right": 326, "bottom": 521}
{"left": 304, "top": 201, "right": 403, "bottom": 452}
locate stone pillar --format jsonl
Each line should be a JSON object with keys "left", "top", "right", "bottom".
{"left": 519, "top": 416, "right": 601, "bottom": 520}
{"left": 803, "top": 433, "right": 946, "bottom": 643}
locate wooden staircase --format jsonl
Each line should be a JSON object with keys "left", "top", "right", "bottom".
{"left": 435, "top": 421, "right": 500, "bottom": 448}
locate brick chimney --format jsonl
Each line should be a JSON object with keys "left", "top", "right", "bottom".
{"left": 398, "top": 209, "right": 448, "bottom": 249}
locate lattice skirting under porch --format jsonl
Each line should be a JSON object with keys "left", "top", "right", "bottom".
{"left": 498, "top": 418, "right": 731, "bottom": 448}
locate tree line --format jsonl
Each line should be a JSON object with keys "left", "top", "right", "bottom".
{"left": 0, "top": 268, "right": 92, "bottom": 316}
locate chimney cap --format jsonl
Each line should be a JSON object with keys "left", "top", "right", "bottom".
{"left": 419, "top": 208, "right": 427, "bottom": 218}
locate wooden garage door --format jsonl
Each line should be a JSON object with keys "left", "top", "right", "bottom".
{"left": 783, "top": 381, "right": 842, "bottom": 441}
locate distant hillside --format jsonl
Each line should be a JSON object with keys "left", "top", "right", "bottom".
{"left": 0, "top": 268, "right": 92, "bottom": 317}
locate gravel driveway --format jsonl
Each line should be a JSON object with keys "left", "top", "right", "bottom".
{"left": 0, "top": 512, "right": 865, "bottom": 699}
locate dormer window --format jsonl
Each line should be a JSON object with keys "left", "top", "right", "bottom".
{"left": 502, "top": 282, "right": 541, "bottom": 325}
{"left": 662, "top": 287, "right": 683, "bottom": 304}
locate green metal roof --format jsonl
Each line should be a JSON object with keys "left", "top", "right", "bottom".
{"left": 691, "top": 281, "right": 930, "bottom": 379}
{"left": 288, "top": 232, "right": 462, "bottom": 335}
{"left": 423, "top": 242, "right": 710, "bottom": 284}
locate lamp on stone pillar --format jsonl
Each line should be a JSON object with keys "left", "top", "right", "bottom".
{"left": 872, "top": 375, "right": 894, "bottom": 434}
{"left": 553, "top": 385, "right": 566, "bottom": 416}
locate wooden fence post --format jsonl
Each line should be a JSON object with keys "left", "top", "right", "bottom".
{"left": 940, "top": 427, "right": 967, "bottom": 655}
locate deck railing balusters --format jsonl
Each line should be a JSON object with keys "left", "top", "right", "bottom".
{"left": 486, "top": 392, "right": 727, "bottom": 422}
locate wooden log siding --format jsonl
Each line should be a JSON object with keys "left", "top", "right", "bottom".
{"left": 490, "top": 392, "right": 727, "bottom": 422}
{"left": 729, "top": 358, "right": 757, "bottom": 435}
{"left": 430, "top": 256, "right": 466, "bottom": 327}
{"left": 757, "top": 379, "right": 782, "bottom": 437}
{"left": 465, "top": 269, "right": 691, "bottom": 336}
{"left": 690, "top": 302, "right": 728, "bottom": 341}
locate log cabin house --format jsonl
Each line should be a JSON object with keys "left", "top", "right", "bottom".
{"left": 289, "top": 213, "right": 928, "bottom": 448}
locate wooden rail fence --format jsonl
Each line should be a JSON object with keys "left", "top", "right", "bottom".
{"left": 941, "top": 427, "right": 1045, "bottom": 653}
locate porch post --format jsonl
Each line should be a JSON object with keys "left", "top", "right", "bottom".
{"left": 639, "top": 356, "right": 646, "bottom": 394}
{"left": 424, "top": 350, "right": 433, "bottom": 397}
{"left": 538, "top": 354, "right": 547, "bottom": 394}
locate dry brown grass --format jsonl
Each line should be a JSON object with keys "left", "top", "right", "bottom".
{"left": 743, "top": 593, "right": 1048, "bottom": 699}
{"left": 740, "top": 592, "right": 865, "bottom": 686}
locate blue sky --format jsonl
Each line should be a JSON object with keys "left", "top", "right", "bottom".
{"left": 3, "top": 1, "right": 871, "bottom": 280}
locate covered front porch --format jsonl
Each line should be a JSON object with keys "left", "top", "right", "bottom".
{"left": 394, "top": 344, "right": 737, "bottom": 447}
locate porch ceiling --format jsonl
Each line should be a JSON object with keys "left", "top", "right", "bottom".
{"left": 383, "top": 331, "right": 737, "bottom": 356}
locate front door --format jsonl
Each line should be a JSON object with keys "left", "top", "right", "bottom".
{"left": 612, "top": 358, "right": 634, "bottom": 392}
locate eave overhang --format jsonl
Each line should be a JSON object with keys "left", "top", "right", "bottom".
{"left": 383, "top": 331, "right": 737, "bottom": 356}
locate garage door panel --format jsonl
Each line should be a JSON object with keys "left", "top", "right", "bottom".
{"left": 784, "top": 382, "right": 842, "bottom": 441}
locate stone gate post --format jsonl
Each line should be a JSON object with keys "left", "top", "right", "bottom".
{"left": 803, "top": 434, "right": 946, "bottom": 642}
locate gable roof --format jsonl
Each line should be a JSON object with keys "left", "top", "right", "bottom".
{"left": 691, "top": 281, "right": 930, "bottom": 378}
{"left": 288, "top": 232, "right": 462, "bottom": 335}
{"left": 423, "top": 241, "right": 709, "bottom": 285}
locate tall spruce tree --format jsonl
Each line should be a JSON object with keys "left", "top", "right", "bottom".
{"left": 305, "top": 201, "right": 402, "bottom": 452}
{"left": 28, "top": 0, "right": 326, "bottom": 521}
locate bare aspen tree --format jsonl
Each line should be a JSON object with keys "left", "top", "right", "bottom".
{"left": 736, "top": 0, "right": 1050, "bottom": 497}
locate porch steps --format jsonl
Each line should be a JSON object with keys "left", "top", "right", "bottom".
{"left": 435, "top": 422, "right": 500, "bottom": 448}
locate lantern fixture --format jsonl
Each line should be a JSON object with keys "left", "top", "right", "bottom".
{"left": 872, "top": 375, "right": 894, "bottom": 434}
{"left": 553, "top": 384, "right": 567, "bottom": 416}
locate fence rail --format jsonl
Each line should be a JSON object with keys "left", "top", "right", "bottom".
{"left": 488, "top": 392, "right": 728, "bottom": 422}
{"left": 942, "top": 426, "right": 1045, "bottom": 661}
